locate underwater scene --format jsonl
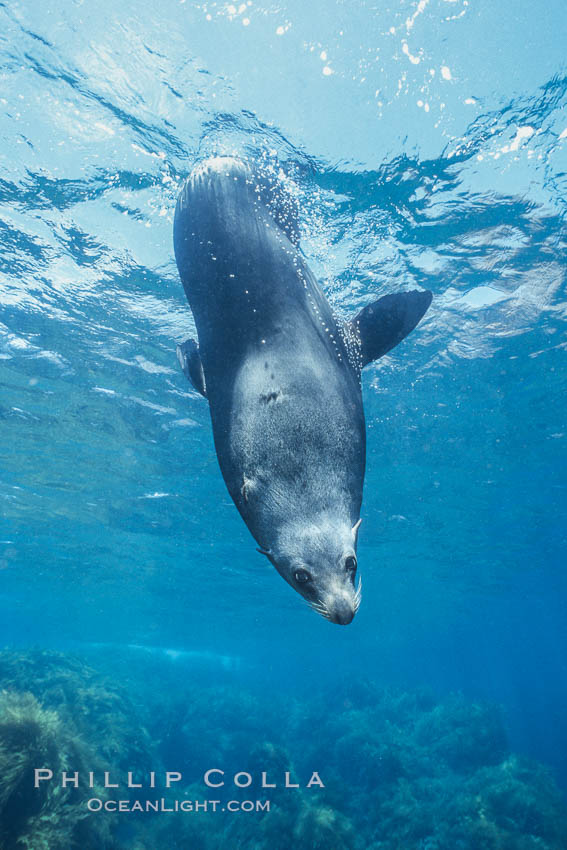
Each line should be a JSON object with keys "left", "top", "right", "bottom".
{"left": 1, "top": 0, "right": 567, "bottom": 847}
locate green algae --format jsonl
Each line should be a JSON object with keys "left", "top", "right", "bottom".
{"left": 1, "top": 649, "right": 566, "bottom": 850}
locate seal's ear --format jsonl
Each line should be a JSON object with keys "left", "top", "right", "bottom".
{"left": 177, "top": 338, "right": 207, "bottom": 398}
{"left": 348, "top": 290, "right": 432, "bottom": 368}
{"left": 257, "top": 547, "right": 277, "bottom": 567}
{"left": 352, "top": 518, "right": 362, "bottom": 546}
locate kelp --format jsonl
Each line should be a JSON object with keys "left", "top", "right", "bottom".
{"left": 0, "top": 650, "right": 157, "bottom": 849}
{"left": 0, "top": 650, "right": 155, "bottom": 775}
{"left": 290, "top": 682, "right": 567, "bottom": 850}
{"left": 0, "top": 690, "right": 114, "bottom": 850}
{"left": 1, "top": 649, "right": 566, "bottom": 850}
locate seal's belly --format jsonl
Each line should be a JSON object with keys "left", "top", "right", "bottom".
{"left": 216, "top": 344, "right": 364, "bottom": 534}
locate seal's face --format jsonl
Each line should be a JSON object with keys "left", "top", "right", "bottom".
{"left": 262, "top": 517, "right": 362, "bottom": 625}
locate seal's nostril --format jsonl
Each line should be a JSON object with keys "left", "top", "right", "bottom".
{"left": 331, "top": 602, "right": 355, "bottom": 625}
{"left": 335, "top": 612, "right": 354, "bottom": 626}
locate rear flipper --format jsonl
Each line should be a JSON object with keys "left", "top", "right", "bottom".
{"left": 176, "top": 339, "right": 207, "bottom": 398}
{"left": 348, "top": 290, "right": 432, "bottom": 368}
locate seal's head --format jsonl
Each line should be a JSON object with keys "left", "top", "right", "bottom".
{"left": 259, "top": 515, "right": 362, "bottom": 625}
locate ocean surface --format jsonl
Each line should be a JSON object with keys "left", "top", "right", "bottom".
{"left": 1, "top": 0, "right": 566, "bottom": 847}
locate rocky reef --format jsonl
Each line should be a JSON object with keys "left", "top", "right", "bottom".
{"left": 0, "top": 649, "right": 565, "bottom": 849}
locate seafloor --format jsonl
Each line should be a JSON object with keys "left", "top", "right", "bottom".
{"left": 0, "top": 648, "right": 566, "bottom": 850}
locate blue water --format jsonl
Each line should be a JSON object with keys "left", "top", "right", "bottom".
{"left": 1, "top": 0, "right": 567, "bottom": 844}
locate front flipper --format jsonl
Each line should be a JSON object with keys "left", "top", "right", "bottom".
{"left": 176, "top": 338, "right": 207, "bottom": 398}
{"left": 348, "top": 290, "right": 432, "bottom": 367}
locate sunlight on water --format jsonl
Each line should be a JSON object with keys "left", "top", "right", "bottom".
{"left": 0, "top": 0, "right": 566, "bottom": 820}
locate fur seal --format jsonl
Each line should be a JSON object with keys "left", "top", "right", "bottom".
{"left": 173, "top": 157, "right": 431, "bottom": 625}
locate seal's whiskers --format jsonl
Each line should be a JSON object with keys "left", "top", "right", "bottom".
{"left": 308, "top": 599, "right": 332, "bottom": 621}
{"left": 353, "top": 578, "right": 362, "bottom": 614}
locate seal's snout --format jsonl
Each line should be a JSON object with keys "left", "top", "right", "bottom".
{"left": 327, "top": 575, "right": 362, "bottom": 625}
{"left": 308, "top": 591, "right": 358, "bottom": 625}
{"left": 329, "top": 600, "right": 355, "bottom": 626}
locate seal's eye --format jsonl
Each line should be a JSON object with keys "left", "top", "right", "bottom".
{"left": 294, "top": 568, "right": 311, "bottom": 584}
{"left": 345, "top": 556, "right": 357, "bottom": 575}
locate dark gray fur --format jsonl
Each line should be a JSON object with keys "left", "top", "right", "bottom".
{"left": 173, "top": 157, "right": 431, "bottom": 624}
